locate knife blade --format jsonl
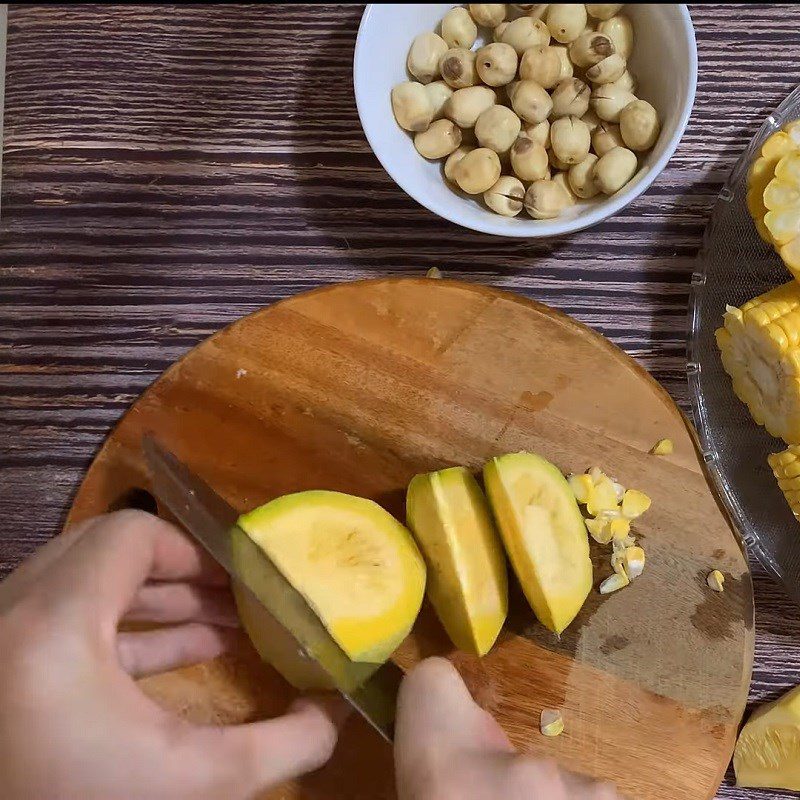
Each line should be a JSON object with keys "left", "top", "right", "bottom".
{"left": 141, "top": 433, "right": 403, "bottom": 741}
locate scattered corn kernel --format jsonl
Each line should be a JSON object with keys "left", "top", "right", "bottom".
{"left": 426, "top": 266, "right": 443, "bottom": 278}
{"left": 588, "top": 466, "right": 604, "bottom": 484}
{"left": 622, "top": 489, "right": 651, "bottom": 519}
{"left": 540, "top": 708, "right": 564, "bottom": 737}
{"left": 587, "top": 477, "right": 619, "bottom": 515}
{"left": 707, "top": 569, "right": 725, "bottom": 592}
{"left": 569, "top": 463, "right": 649, "bottom": 590}
{"left": 650, "top": 438, "right": 673, "bottom": 455}
{"left": 568, "top": 473, "right": 595, "bottom": 503}
{"left": 623, "top": 546, "right": 646, "bottom": 579}
{"left": 609, "top": 517, "right": 631, "bottom": 541}
{"left": 612, "top": 534, "right": 636, "bottom": 552}
{"left": 586, "top": 516, "right": 613, "bottom": 544}
{"left": 599, "top": 571, "right": 630, "bottom": 594}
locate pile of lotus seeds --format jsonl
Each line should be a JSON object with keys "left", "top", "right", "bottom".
{"left": 390, "top": 4, "right": 661, "bottom": 220}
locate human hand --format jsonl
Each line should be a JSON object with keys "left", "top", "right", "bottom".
{"left": 0, "top": 510, "right": 344, "bottom": 800}
{"left": 394, "top": 657, "right": 621, "bottom": 800}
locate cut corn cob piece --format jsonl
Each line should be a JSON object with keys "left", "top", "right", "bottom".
{"left": 622, "top": 489, "right": 651, "bottom": 519}
{"left": 540, "top": 708, "right": 564, "bottom": 737}
{"left": 716, "top": 281, "right": 800, "bottom": 444}
{"left": 768, "top": 445, "right": 800, "bottom": 519}
{"left": 706, "top": 569, "right": 725, "bottom": 592}
{"left": 650, "top": 438, "right": 673, "bottom": 456}
{"left": 747, "top": 130, "right": 800, "bottom": 245}
{"left": 765, "top": 151, "right": 800, "bottom": 279}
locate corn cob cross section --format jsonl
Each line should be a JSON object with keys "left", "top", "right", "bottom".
{"left": 769, "top": 445, "right": 800, "bottom": 520}
{"left": 716, "top": 281, "right": 800, "bottom": 445}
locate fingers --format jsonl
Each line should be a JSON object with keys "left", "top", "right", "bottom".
{"left": 190, "top": 695, "right": 346, "bottom": 794}
{"left": 146, "top": 518, "right": 228, "bottom": 586}
{"left": 123, "top": 582, "right": 240, "bottom": 628}
{"left": 0, "top": 517, "right": 97, "bottom": 605}
{"left": 36, "top": 510, "right": 228, "bottom": 635}
{"left": 117, "top": 622, "right": 238, "bottom": 678}
{"left": 396, "top": 657, "right": 512, "bottom": 752}
{"left": 395, "top": 657, "right": 513, "bottom": 800}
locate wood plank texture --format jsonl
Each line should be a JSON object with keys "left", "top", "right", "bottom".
{"left": 0, "top": 4, "right": 798, "bottom": 798}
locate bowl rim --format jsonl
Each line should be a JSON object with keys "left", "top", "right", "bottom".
{"left": 353, "top": 3, "right": 698, "bottom": 239}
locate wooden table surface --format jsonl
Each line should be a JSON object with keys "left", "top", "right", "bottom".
{"left": 1, "top": 4, "right": 799, "bottom": 798}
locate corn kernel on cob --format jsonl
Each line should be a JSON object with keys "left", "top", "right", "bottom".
{"left": 747, "top": 127, "right": 800, "bottom": 244}
{"left": 716, "top": 281, "right": 800, "bottom": 444}
{"left": 769, "top": 445, "right": 800, "bottom": 519}
{"left": 764, "top": 151, "right": 800, "bottom": 279}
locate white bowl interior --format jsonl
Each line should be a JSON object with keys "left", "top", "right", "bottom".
{"left": 354, "top": 4, "right": 697, "bottom": 237}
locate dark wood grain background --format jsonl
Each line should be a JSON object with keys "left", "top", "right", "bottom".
{"left": 2, "top": 4, "right": 799, "bottom": 797}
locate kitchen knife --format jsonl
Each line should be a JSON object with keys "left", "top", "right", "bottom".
{"left": 141, "top": 433, "right": 403, "bottom": 741}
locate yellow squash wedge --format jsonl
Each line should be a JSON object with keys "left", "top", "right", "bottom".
{"left": 484, "top": 452, "right": 592, "bottom": 635}
{"left": 237, "top": 490, "right": 426, "bottom": 665}
{"left": 406, "top": 466, "right": 508, "bottom": 656}
{"left": 735, "top": 684, "right": 800, "bottom": 790}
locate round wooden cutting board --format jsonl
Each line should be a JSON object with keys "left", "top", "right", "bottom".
{"left": 67, "top": 278, "right": 753, "bottom": 800}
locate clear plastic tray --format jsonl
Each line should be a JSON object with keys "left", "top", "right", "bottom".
{"left": 689, "top": 85, "right": 800, "bottom": 604}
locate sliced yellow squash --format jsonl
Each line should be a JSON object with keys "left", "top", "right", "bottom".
{"left": 406, "top": 466, "right": 508, "bottom": 656}
{"left": 237, "top": 490, "right": 426, "bottom": 664}
{"left": 735, "top": 684, "right": 800, "bottom": 790}
{"left": 483, "top": 452, "right": 592, "bottom": 635}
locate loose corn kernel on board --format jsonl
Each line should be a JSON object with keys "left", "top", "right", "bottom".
{"left": 67, "top": 279, "right": 753, "bottom": 800}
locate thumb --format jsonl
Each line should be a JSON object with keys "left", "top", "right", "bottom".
{"left": 196, "top": 694, "right": 347, "bottom": 796}
{"left": 395, "top": 657, "right": 513, "bottom": 799}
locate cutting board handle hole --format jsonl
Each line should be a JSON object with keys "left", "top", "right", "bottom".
{"left": 108, "top": 487, "right": 158, "bottom": 516}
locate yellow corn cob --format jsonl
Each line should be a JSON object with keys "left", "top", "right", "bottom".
{"left": 716, "top": 281, "right": 800, "bottom": 444}
{"left": 764, "top": 150, "right": 800, "bottom": 278}
{"left": 768, "top": 445, "right": 800, "bottom": 519}
{"left": 747, "top": 124, "right": 800, "bottom": 246}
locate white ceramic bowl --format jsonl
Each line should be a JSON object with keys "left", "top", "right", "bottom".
{"left": 354, "top": 4, "right": 697, "bottom": 238}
